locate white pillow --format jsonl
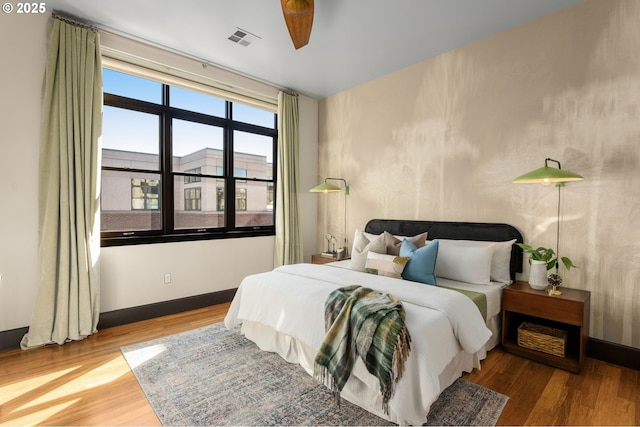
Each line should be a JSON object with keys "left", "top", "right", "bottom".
{"left": 362, "top": 231, "right": 381, "bottom": 242}
{"left": 436, "top": 242, "right": 493, "bottom": 285}
{"left": 352, "top": 229, "right": 376, "bottom": 251}
{"left": 365, "top": 251, "right": 409, "bottom": 279}
{"left": 430, "top": 238, "right": 516, "bottom": 284}
{"left": 351, "top": 231, "right": 386, "bottom": 272}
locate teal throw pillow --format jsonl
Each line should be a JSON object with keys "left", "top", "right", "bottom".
{"left": 400, "top": 239, "right": 439, "bottom": 286}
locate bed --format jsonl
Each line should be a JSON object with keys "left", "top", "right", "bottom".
{"left": 224, "top": 219, "right": 523, "bottom": 425}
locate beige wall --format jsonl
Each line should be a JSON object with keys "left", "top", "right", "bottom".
{"left": 318, "top": 0, "right": 640, "bottom": 348}
{"left": 0, "top": 13, "right": 47, "bottom": 333}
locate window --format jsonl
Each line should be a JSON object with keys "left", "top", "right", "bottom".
{"left": 101, "top": 68, "right": 277, "bottom": 246}
{"left": 267, "top": 183, "right": 274, "bottom": 211}
{"left": 184, "top": 187, "right": 201, "bottom": 211}
{"left": 132, "top": 178, "right": 160, "bottom": 210}
{"left": 184, "top": 167, "right": 201, "bottom": 184}
{"left": 236, "top": 188, "right": 247, "bottom": 211}
{"left": 216, "top": 187, "right": 225, "bottom": 212}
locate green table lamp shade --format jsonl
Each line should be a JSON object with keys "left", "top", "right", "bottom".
{"left": 513, "top": 158, "right": 583, "bottom": 185}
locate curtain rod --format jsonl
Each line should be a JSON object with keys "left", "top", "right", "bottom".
{"left": 280, "top": 89, "right": 299, "bottom": 97}
{"left": 51, "top": 11, "right": 98, "bottom": 32}
{"left": 50, "top": 10, "right": 300, "bottom": 98}
{"left": 102, "top": 29, "right": 293, "bottom": 96}
{"left": 92, "top": 18, "right": 295, "bottom": 97}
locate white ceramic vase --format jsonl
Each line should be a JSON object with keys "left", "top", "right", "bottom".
{"left": 528, "top": 260, "right": 549, "bottom": 290}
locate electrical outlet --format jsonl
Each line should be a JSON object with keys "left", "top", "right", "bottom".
{"left": 164, "top": 273, "right": 171, "bottom": 284}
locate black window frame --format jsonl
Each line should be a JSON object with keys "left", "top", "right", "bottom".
{"left": 101, "top": 72, "right": 277, "bottom": 247}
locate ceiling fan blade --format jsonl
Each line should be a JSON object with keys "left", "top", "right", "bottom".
{"left": 281, "top": 0, "right": 314, "bottom": 49}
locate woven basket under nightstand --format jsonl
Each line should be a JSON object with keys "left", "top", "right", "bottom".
{"left": 517, "top": 322, "right": 566, "bottom": 358}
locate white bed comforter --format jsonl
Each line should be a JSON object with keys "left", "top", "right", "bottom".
{"left": 224, "top": 263, "right": 492, "bottom": 425}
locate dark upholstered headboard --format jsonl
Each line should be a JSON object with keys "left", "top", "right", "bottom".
{"left": 364, "top": 219, "right": 524, "bottom": 281}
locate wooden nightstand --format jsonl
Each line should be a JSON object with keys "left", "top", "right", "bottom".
{"left": 311, "top": 254, "right": 338, "bottom": 264}
{"left": 501, "top": 281, "right": 590, "bottom": 373}
{"left": 311, "top": 254, "right": 350, "bottom": 264}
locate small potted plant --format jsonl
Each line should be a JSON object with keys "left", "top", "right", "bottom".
{"left": 516, "top": 243, "right": 576, "bottom": 290}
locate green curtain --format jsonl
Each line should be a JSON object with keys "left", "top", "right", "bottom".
{"left": 21, "top": 18, "right": 102, "bottom": 349}
{"left": 274, "top": 91, "right": 303, "bottom": 266}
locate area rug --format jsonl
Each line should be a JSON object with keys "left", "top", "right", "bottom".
{"left": 121, "top": 322, "right": 507, "bottom": 426}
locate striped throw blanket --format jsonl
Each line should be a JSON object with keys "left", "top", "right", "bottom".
{"left": 314, "top": 285, "right": 411, "bottom": 414}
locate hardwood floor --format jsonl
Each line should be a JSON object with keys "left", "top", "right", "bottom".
{"left": 463, "top": 346, "right": 639, "bottom": 426}
{"left": 0, "top": 303, "right": 637, "bottom": 426}
{"left": 0, "top": 304, "right": 229, "bottom": 426}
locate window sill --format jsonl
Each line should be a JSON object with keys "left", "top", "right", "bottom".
{"left": 100, "top": 228, "right": 275, "bottom": 247}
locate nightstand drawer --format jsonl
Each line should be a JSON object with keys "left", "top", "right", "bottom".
{"left": 503, "top": 290, "right": 585, "bottom": 325}
{"left": 312, "top": 254, "right": 338, "bottom": 264}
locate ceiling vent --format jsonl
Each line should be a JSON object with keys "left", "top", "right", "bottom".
{"left": 228, "top": 28, "right": 261, "bottom": 47}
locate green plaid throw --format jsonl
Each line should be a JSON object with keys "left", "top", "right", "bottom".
{"left": 314, "top": 285, "right": 411, "bottom": 414}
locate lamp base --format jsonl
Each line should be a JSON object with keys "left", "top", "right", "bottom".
{"left": 548, "top": 286, "right": 563, "bottom": 296}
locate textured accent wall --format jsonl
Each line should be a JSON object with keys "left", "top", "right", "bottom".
{"left": 318, "top": 0, "right": 640, "bottom": 348}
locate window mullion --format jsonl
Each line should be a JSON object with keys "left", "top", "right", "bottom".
{"left": 225, "top": 109, "right": 235, "bottom": 230}
{"left": 161, "top": 84, "right": 174, "bottom": 234}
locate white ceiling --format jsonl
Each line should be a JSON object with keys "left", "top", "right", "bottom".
{"left": 46, "top": 0, "right": 583, "bottom": 99}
